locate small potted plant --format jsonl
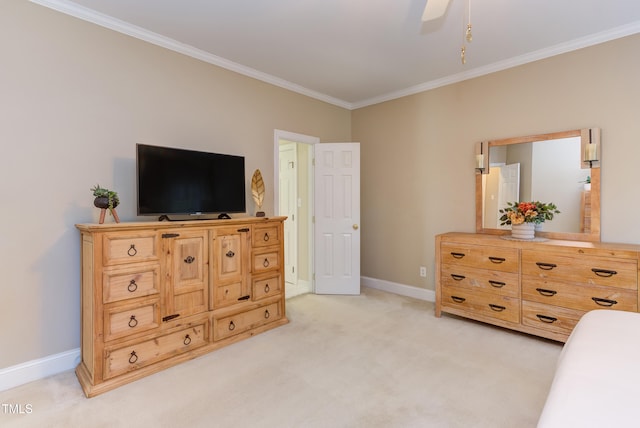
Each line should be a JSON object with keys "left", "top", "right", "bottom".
{"left": 91, "top": 185, "right": 119, "bottom": 210}
{"left": 580, "top": 176, "right": 591, "bottom": 191}
{"left": 499, "top": 201, "right": 560, "bottom": 239}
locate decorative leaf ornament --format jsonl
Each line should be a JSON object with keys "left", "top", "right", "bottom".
{"left": 251, "top": 169, "right": 265, "bottom": 216}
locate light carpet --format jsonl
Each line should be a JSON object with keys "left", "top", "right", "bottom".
{"left": 0, "top": 287, "right": 562, "bottom": 427}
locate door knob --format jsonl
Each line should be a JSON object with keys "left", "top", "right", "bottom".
{"left": 353, "top": 224, "right": 359, "bottom": 230}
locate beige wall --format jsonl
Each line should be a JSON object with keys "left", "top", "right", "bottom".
{"left": 353, "top": 34, "right": 640, "bottom": 290}
{"left": 0, "top": 1, "right": 350, "bottom": 368}
{"left": 3, "top": 0, "right": 640, "bottom": 372}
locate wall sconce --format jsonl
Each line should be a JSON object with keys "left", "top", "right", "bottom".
{"left": 581, "top": 128, "right": 601, "bottom": 169}
{"left": 475, "top": 141, "right": 488, "bottom": 174}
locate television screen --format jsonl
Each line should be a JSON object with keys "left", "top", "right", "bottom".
{"left": 136, "top": 144, "right": 246, "bottom": 216}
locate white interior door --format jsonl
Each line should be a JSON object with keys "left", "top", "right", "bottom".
{"left": 498, "top": 163, "right": 520, "bottom": 229}
{"left": 279, "top": 143, "right": 297, "bottom": 286}
{"left": 314, "top": 143, "right": 360, "bottom": 295}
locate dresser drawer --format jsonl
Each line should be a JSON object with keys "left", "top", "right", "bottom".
{"left": 522, "top": 250, "right": 638, "bottom": 290}
{"left": 104, "top": 299, "right": 160, "bottom": 342}
{"left": 213, "top": 301, "right": 282, "bottom": 341}
{"left": 104, "top": 322, "right": 207, "bottom": 379}
{"left": 441, "top": 264, "right": 519, "bottom": 297}
{"left": 102, "top": 263, "right": 160, "bottom": 304}
{"left": 441, "top": 286, "right": 519, "bottom": 323}
{"left": 522, "top": 277, "right": 637, "bottom": 312}
{"left": 252, "top": 224, "right": 281, "bottom": 248}
{"left": 252, "top": 274, "right": 282, "bottom": 301}
{"left": 252, "top": 249, "right": 280, "bottom": 273}
{"left": 441, "top": 242, "right": 519, "bottom": 273}
{"left": 103, "top": 232, "right": 158, "bottom": 266}
{"left": 521, "top": 300, "right": 585, "bottom": 336}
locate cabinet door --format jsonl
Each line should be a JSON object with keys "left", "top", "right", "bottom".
{"left": 211, "top": 226, "right": 250, "bottom": 308}
{"left": 162, "top": 229, "right": 209, "bottom": 320}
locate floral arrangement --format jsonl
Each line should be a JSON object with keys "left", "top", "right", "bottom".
{"left": 499, "top": 201, "right": 560, "bottom": 226}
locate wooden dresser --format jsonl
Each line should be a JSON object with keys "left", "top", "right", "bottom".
{"left": 436, "top": 232, "right": 640, "bottom": 342}
{"left": 76, "top": 217, "right": 287, "bottom": 397}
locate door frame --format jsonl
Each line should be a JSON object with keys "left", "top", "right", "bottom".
{"left": 274, "top": 130, "right": 319, "bottom": 295}
{"left": 279, "top": 141, "right": 298, "bottom": 287}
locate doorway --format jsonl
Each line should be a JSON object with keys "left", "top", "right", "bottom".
{"left": 275, "top": 130, "right": 317, "bottom": 298}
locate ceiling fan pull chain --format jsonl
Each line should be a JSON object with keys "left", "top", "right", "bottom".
{"left": 466, "top": 0, "right": 473, "bottom": 42}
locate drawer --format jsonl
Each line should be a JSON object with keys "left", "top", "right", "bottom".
{"left": 252, "top": 274, "right": 282, "bottom": 301}
{"left": 252, "top": 249, "right": 280, "bottom": 273}
{"left": 104, "top": 322, "right": 207, "bottom": 379}
{"left": 212, "top": 281, "right": 246, "bottom": 308}
{"left": 522, "top": 300, "right": 585, "bottom": 336}
{"left": 252, "top": 224, "right": 281, "bottom": 248}
{"left": 103, "top": 232, "right": 158, "bottom": 266}
{"left": 522, "top": 277, "right": 638, "bottom": 312}
{"left": 441, "top": 264, "right": 519, "bottom": 297}
{"left": 104, "top": 299, "right": 160, "bottom": 342}
{"left": 441, "top": 242, "right": 519, "bottom": 273}
{"left": 441, "top": 286, "right": 519, "bottom": 323}
{"left": 103, "top": 263, "right": 160, "bottom": 304}
{"left": 213, "top": 301, "right": 282, "bottom": 341}
{"left": 521, "top": 250, "right": 638, "bottom": 290}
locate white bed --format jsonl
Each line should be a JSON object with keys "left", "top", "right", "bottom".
{"left": 538, "top": 309, "right": 640, "bottom": 427}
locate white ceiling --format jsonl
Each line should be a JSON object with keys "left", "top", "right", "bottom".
{"left": 34, "top": 0, "right": 640, "bottom": 109}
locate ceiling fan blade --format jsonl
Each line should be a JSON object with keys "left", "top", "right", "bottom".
{"left": 422, "top": 0, "right": 451, "bottom": 22}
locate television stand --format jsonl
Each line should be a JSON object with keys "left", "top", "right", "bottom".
{"left": 157, "top": 214, "right": 232, "bottom": 222}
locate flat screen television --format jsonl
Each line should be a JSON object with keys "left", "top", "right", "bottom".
{"left": 136, "top": 143, "right": 246, "bottom": 217}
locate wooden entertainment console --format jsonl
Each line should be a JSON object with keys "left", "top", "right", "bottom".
{"left": 75, "top": 217, "right": 287, "bottom": 397}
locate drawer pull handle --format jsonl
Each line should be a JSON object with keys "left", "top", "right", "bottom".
{"left": 264, "top": 283, "right": 270, "bottom": 293}
{"left": 237, "top": 228, "right": 250, "bottom": 232}
{"left": 238, "top": 295, "right": 250, "bottom": 301}
{"left": 450, "top": 274, "right": 466, "bottom": 281}
{"left": 184, "top": 255, "right": 195, "bottom": 264}
{"left": 450, "top": 252, "right": 465, "bottom": 259}
{"left": 162, "top": 314, "right": 180, "bottom": 322}
{"left": 264, "top": 233, "right": 270, "bottom": 242}
{"left": 592, "top": 297, "right": 618, "bottom": 307}
{"left": 183, "top": 334, "right": 192, "bottom": 346}
{"left": 591, "top": 268, "right": 617, "bottom": 278}
{"left": 535, "top": 288, "right": 557, "bottom": 297}
{"left": 129, "top": 351, "right": 138, "bottom": 364}
{"left": 488, "top": 280, "right": 506, "bottom": 288}
{"left": 127, "top": 279, "right": 138, "bottom": 292}
{"left": 162, "top": 233, "right": 180, "bottom": 238}
{"left": 226, "top": 250, "right": 235, "bottom": 258}
{"left": 489, "top": 304, "right": 506, "bottom": 312}
{"left": 128, "top": 315, "right": 138, "bottom": 328}
{"left": 536, "top": 314, "right": 558, "bottom": 324}
{"left": 535, "top": 262, "right": 557, "bottom": 270}
{"left": 228, "top": 321, "right": 236, "bottom": 331}
{"left": 264, "top": 309, "right": 271, "bottom": 319}
{"left": 488, "top": 257, "right": 506, "bottom": 264}
{"left": 451, "top": 296, "right": 466, "bottom": 303}
{"left": 127, "top": 244, "right": 137, "bottom": 257}
{"left": 263, "top": 258, "right": 270, "bottom": 268}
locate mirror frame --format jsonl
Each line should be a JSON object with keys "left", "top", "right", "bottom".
{"left": 476, "top": 128, "right": 601, "bottom": 242}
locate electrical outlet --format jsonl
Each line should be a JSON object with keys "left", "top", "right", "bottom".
{"left": 419, "top": 266, "right": 427, "bottom": 277}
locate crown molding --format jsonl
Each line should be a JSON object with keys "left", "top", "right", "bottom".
{"left": 29, "top": 1, "right": 640, "bottom": 111}
{"left": 352, "top": 21, "right": 640, "bottom": 109}
{"left": 29, "top": 0, "right": 353, "bottom": 110}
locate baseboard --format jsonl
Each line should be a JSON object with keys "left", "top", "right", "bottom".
{"left": 285, "top": 279, "right": 312, "bottom": 299}
{"left": 1, "top": 277, "right": 428, "bottom": 392}
{"left": 0, "top": 348, "right": 80, "bottom": 392}
{"left": 361, "top": 276, "right": 435, "bottom": 302}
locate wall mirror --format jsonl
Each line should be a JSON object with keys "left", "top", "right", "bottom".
{"left": 476, "top": 128, "right": 601, "bottom": 242}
